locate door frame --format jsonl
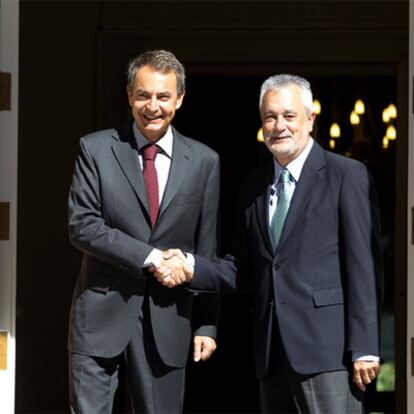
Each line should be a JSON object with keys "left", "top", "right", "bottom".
{"left": 407, "top": 2, "right": 414, "bottom": 412}
{"left": 0, "top": 0, "right": 19, "bottom": 413}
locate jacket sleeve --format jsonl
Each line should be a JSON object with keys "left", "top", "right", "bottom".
{"left": 191, "top": 175, "right": 254, "bottom": 294}
{"left": 68, "top": 137, "right": 153, "bottom": 277}
{"left": 191, "top": 153, "right": 221, "bottom": 338}
{"left": 339, "top": 161, "right": 383, "bottom": 356}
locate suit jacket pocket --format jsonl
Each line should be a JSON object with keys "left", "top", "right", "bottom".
{"left": 86, "top": 273, "right": 110, "bottom": 294}
{"left": 313, "top": 287, "right": 344, "bottom": 307}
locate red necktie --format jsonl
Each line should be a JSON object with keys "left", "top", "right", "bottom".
{"left": 142, "top": 145, "right": 159, "bottom": 227}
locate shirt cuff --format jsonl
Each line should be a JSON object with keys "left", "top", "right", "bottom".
{"left": 144, "top": 249, "right": 163, "bottom": 268}
{"left": 185, "top": 253, "right": 195, "bottom": 268}
{"left": 352, "top": 353, "right": 380, "bottom": 362}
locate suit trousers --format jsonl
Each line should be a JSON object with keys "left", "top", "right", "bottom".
{"left": 69, "top": 296, "right": 186, "bottom": 414}
{"left": 260, "top": 324, "right": 363, "bottom": 414}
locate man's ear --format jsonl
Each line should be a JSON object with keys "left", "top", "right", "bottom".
{"left": 175, "top": 90, "right": 185, "bottom": 109}
{"left": 127, "top": 87, "right": 134, "bottom": 107}
{"left": 308, "top": 112, "right": 316, "bottom": 132}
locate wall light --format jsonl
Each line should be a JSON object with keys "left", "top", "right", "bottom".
{"left": 350, "top": 111, "right": 360, "bottom": 125}
{"left": 354, "top": 99, "right": 365, "bottom": 115}
{"left": 313, "top": 99, "right": 321, "bottom": 115}
{"left": 329, "top": 139, "right": 336, "bottom": 150}
{"left": 257, "top": 128, "right": 264, "bottom": 142}
{"left": 386, "top": 125, "right": 397, "bottom": 140}
{"left": 382, "top": 136, "right": 389, "bottom": 149}
{"left": 382, "top": 108, "right": 391, "bottom": 123}
{"left": 330, "top": 123, "right": 341, "bottom": 138}
{"left": 388, "top": 103, "right": 397, "bottom": 119}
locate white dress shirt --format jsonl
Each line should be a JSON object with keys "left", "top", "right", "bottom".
{"left": 133, "top": 123, "right": 172, "bottom": 268}
{"left": 269, "top": 138, "right": 314, "bottom": 225}
{"left": 134, "top": 122, "right": 172, "bottom": 203}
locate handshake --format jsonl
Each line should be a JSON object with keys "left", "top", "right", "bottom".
{"left": 148, "top": 249, "right": 193, "bottom": 288}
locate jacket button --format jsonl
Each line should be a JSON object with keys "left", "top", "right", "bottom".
{"left": 273, "top": 263, "right": 281, "bottom": 270}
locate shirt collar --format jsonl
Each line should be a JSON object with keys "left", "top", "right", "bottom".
{"left": 133, "top": 122, "right": 173, "bottom": 158}
{"left": 273, "top": 138, "right": 314, "bottom": 183}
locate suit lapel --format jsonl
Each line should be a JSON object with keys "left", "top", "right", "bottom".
{"left": 277, "top": 142, "right": 327, "bottom": 250}
{"left": 111, "top": 126, "right": 150, "bottom": 215}
{"left": 158, "top": 129, "right": 190, "bottom": 220}
{"left": 254, "top": 163, "right": 275, "bottom": 256}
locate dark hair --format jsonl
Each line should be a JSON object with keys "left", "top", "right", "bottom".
{"left": 126, "top": 49, "right": 185, "bottom": 96}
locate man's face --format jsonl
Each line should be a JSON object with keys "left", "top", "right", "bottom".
{"left": 127, "top": 66, "right": 184, "bottom": 142}
{"left": 261, "top": 84, "right": 315, "bottom": 166}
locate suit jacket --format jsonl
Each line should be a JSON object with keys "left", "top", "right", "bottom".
{"left": 68, "top": 123, "right": 220, "bottom": 368}
{"left": 192, "top": 141, "right": 382, "bottom": 378}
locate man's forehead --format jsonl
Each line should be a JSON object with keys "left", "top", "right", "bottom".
{"left": 264, "top": 107, "right": 298, "bottom": 114}
{"left": 135, "top": 85, "right": 173, "bottom": 94}
{"left": 267, "top": 84, "right": 301, "bottom": 99}
{"left": 263, "top": 87, "right": 303, "bottom": 109}
{"left": 136, "top": 66, "right": 176, "bottom": 79}
{"left": 131, "top": 67, "right": 177, "bottom": 89}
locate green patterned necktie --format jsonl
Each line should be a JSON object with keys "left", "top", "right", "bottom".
{"left": 270, "top": 168, "right": 292, "bottom": 248}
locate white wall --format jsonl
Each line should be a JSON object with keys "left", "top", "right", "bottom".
{"left": 408, "top": 1, "right": 414, "bottom": 412}
{"left": 0, "top": 0, "right": 19, "bottom": 413}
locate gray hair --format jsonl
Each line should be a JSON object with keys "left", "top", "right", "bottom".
{"left": 259, "top": 74, "right": 313, "bottom": 115}
{"left": 126, "top": 50, "right": 185, "bottom": 96}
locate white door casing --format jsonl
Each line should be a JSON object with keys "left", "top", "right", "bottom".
{"left": 0, "top": 0, "right": 19, "bottom": 413}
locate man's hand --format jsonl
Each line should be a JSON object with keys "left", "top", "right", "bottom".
{"left": 353, "top": 360, "right": 380, "bottom": 391}
{"left": 193, "top": 336, "right": 217, "bottom": 362}
{"left": 150, "top": 249, "right": 193, "bottom": 288}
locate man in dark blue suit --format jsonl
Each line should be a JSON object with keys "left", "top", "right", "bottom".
{"left": 153, "top": 74, "right": 383, "bottom": 413}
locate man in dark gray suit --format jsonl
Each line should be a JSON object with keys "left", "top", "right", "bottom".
{"left": 68, "top": 50, "right": 220, "bottom": 413}
{"left": 154, "top": 74, "right": 383, "bottom": 413}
